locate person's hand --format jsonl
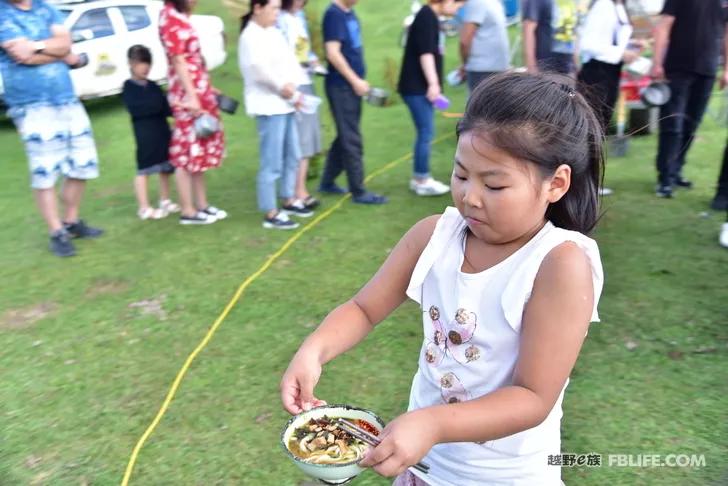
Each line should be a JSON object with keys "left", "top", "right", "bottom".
{"left": 359, "top": 409, "right": 440, "bottom": 477}
{"left": 280, "top": 351, "right": 327, "bottom": 414}
{"left": 352, "top": 78, "right": 371, "bottom": 97}
{"left": 720, "top": 69, "right": 728, "bottom": 90}
{"left": 182, "top": 94, "right": 202, "bottom": 116}
{"left": 426, "top": 83, "right": 442, "bottom": 103}
{"left": 63, "top": 52, "right": 81, "bottom": 66}
{"left": 281, "top": 82, "right": 297, "bottom": 99}
{"left": 650, "top": 63, "right": 665, "bottom": 81}
{"left": 622, "top": 49, "right": 640, "bottom": 64}
{"left": 5, "top": 38, "right": 35, "bottom": 63}
{"left": 210, "top": 86, "right": 221, "bottom": 96}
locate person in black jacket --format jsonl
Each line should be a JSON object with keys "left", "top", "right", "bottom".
{"left": 121, "top": 44, "right": 179, "bottom": 220}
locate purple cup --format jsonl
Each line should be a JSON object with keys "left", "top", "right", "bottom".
{"left": 433, "top": 95, "right": 450, "bottom": 110}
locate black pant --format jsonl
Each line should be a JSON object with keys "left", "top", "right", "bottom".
{"left": 656, "top": 72, "right": 715, "bottom": 186}
{"left": 577, "top": 60, "right": 623, "bottom": 133}
{"left": 320, "top": 82, "right": 366, "bottom": 196}
{"left": 716, "top": 141, "right": 728, "bottom": 197}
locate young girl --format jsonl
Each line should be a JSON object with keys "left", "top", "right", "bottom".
{"left": 281, "top": 72, "right": 605, "bottom": 485}
{"left": 121, "top": 45, "right": 179, "bottom": 220}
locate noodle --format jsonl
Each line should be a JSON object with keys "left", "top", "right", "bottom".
{"left": 287, "top": 416, "right": 377, "bottom": 465}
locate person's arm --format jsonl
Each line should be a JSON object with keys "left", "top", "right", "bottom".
{"left": 325, "top": 40, "right": 369, "bottom": 95}
{"left": 2, "top": 24, "right": 71, "bottom": 64}
{"left": 522, "top": 19, "right": 538, "bottom": 73}
{"left": 721, "top": 24, "right": 728, "bottom": 89}
{"left": 239, "top": 33, "right": 296, "bottom": 99}
{"left": 459, "top": 22, "right": 477, "bottom": 67}
{"left": 649, "top": 15, "right": 675, "bottom": 80}
{"left": 280, "top": 215, "right": 440, "bottom": 414}
{"left": 361, "top": 242, "right": 595, "bottom": 477}
{"left": 170, "top": 55, "right": 203, "bottom": 114}
{"left": 420, "top": 53, "right": 441, "bottom": 101}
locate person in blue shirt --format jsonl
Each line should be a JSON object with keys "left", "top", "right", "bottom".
{"left": 318, "top": 0, "right": 387, "bottom": 204}
{"left": 0, "top": 0, "right": 103, "bottom": 257}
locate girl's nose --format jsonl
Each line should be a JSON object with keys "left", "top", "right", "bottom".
{"left": 461, "top": 183, "right": 483, "bottom": 208}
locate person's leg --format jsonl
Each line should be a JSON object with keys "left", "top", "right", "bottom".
{"left": 296, "top": 157, "right": 310, "bottom": 199}
{"left": 711, "top": 140, "right": 728, "bottom": 210}
{"left": 175, "top": 168, "right": 197, "bottom": 217}
{"left": 256, "top": 114, "right": 286, "bottom": 218}
{"left": 673, "top": 74, "right": 716, "bottom": 183}
{"left": 330, "top": 84, "right": 367, "bottom": 197}
{"left": 280, "top": 112, "right": 302, "bottom": 206}
{"left": 320, "top": 83, "right": 345, "bottom": 191}
{"left": 466, "top": 71, "right": 489, "bottom": 94}
{"left": 403, "top": 94, "right": 434, "bottom": 181}
{"left": 159, "top": 172, "right": 171, "bottom": 202}
{"left": 134, "top": 174, "right": 150, "bottom": 211}
{"left": 33, "top": 188, "right": 63, "bottom": 233}
{"left": 656, "top": 72, "right": 691, "bottom": 188}
{"left": 60, "top": 177, "right": 85, "bottom": 224}
{"left": 191, "top": 172, "right": 208, "bottom": 210}
{"left": 578, "top": 60, "right": 620, "bottom": 133}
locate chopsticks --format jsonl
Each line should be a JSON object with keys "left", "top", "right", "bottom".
{"left": 335, "top": 418, "right": 431, "bottom": 475}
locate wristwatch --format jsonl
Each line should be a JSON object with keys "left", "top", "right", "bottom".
{"left": 33, "top": 41, "right": 47, "bottom": 53}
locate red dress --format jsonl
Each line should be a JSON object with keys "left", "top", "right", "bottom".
{"left": 159, "top": 3, "right": 224, "bottom": 173}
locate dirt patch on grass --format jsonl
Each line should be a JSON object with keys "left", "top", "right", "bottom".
{"left": 128, "top": 294, "right": 168, "bottom": 320}
{"left": 86, "top": 278, "right": 130, "bottom": 298}
{"left": 0, "top": 302, "right": 57, "bottom": 330}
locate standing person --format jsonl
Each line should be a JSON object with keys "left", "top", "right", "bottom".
{"left": 651, "top": 0, "right": 728, "bottom": 199}
{"left": 0, "top": 0, "right": 103, "bottom": 257}
{"left": 318, "top": 0, "right": 388, "bottom": 204}
{"left": 577, "top": 0, "right": 639, "bottom": 196}
{"left": 278, "top": 0, "right": 323, "bottom": 210}
{"left": 522, "top": 0, "right": 581, "bottom": 75}
{"left": 240, "top": 0, "right": 314, "bottom": 230}
{"left": 159, "top": 0, "right": 226, "bottom": 224}
{"left": 459, "top": 0, "right": 509, "bottom": 93}
{"left": 281, "top": 73, "right": 604, "bottom": 485}
{"left": 398, "top": 0, "right": 461, "bottom": 197}
{"left": 121, "top": 45, "right": 180, "bottom": 220}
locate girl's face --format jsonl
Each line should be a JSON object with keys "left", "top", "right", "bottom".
{"left": 130, "top": 60, "right": 150, "bottom": 80}
{"left": 293, "top": 0, "right": 306, "bottom": 11}
{"left": 436, "top": 0, "right": 462, "bottom": 17}
{"left": 255, "top": 0, "right": 281, "bottom": 27}
{"left": 451, "top": 132, "right": 570, "bottom": 245}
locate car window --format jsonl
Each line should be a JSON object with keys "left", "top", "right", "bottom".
{"left": 57, "top": 9, "right": 72, "bottom": 23}
{"left": 120, "top": 6, "right": 151, "bottom": 32}
{"left": 71, "top": 9, "right": 115, "bottom": 41}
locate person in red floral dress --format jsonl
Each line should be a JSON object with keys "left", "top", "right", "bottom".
{"left": 159, "top": 0, "right": 226, "bottom": 225}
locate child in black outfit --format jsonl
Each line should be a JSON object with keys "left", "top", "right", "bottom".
{"left": 121, "top": 45, "right": 179, "bottom": 220}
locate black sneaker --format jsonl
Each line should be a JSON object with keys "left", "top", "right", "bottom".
{"left": 262, "top": 211, "right": 299, "bottom": 230}
{"left": 655, "top": 184, "right": 673, "bottom": 198}
{"left": 352, "top": 191, "right": 388, "bottom": 204}
{"left": 673, "top": 176, "right": 693, "bottom": 189}
{"left": 282, "top": 200, "right": 314, "bottom": 218}
{"left": 64, "top": 219, "right": 104, "bottom": 239}
{"left": 180, "top": 212, "right": 216, "bottom": 225}
{"left": 49, "top": 230, "right": 76, "bottom": 257}
{"left": 711, "top": 193, "right": 728, "bottom": 211}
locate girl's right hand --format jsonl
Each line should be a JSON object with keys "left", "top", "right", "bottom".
{"left": 185, "top": 95, "right": 202, "bottom": 116}
{"left": 280, "top": 352, "right": 327, "bottom": 415}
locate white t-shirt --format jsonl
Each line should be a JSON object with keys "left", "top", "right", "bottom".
{"left": 579, "top": 0, "right": 633, "bottom": 65}
{"left": 404, "top": 207, "right": 604, "bottom": 485}
{"left": 238, "top": 21, "right": 307, "bottom": 116}
{"left": 277, "top": 10, "right": 315, "bottom": 84}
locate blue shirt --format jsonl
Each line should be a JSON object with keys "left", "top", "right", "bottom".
{"left": 0, "top": 0, "right": 76, "bottom": 108}
{"left": 322, "top": 2, "right": 365, "bottom": 86}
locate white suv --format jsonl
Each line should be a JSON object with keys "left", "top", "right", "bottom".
{"left": 1, "top": 0, "right": 227, "bottom": 103}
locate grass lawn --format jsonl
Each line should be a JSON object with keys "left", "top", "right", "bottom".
{"left": 1, "top": 1, "right": 727, "bottom": 484}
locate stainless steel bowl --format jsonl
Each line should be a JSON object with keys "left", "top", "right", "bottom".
{"left": 365, "top": 87, "right": 390, "bottom": 107}
{"left": 193, "top": 113, "right": 220, "bottom": 138}
{"left": 641, "top": 82, "right": 671, "bottom": 108}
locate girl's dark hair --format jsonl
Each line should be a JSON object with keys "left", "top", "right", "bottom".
{"left": 457, "top": 72, "right": 604, "bottom": 234}
{"left": 127, "top": 44, "right": 152, "bottom": 64}
{"left": 168, "top": 0, "right": 190, "bottom": 13}
{"left": 281, "top": 0, "right": 295, "bottom": 11}
{"left": 241, "top": 0, "right": 271, "bottom": 31}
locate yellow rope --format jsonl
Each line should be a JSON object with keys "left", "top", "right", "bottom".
{"left": 120, "top": 133, "right": 453, "bottom": 485}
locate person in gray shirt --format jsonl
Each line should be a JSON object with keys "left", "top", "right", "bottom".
{"left": 459, "top": 0, "right": 510, "bottom": 92}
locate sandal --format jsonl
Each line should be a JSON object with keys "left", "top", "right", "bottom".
{"left": 160, "top": 199, "right": 180, "bottom": 214}
{"left": 138, "top": 207, "right": 164, "bottom": 220}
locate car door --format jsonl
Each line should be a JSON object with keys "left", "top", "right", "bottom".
{"left": 117, "top": 4, "right": 168, "bottom": 84}
{"left": 68, "top": 6, "right": 126, "bottom": 98}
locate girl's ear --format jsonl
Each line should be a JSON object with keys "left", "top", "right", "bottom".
{"left": 546, "top": 164, "right": 571, "bottom": 203}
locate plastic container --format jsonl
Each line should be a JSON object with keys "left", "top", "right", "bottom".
{"left": 432, "top": 94, "right": 450, "bottom": 110}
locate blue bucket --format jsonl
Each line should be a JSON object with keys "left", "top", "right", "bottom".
{"left": 503, "top": 0, "right": 519, "bottom": 17}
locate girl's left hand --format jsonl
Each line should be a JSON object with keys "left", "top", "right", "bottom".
{"left": 359, "top": 409, "right": 439, "bottom": 477}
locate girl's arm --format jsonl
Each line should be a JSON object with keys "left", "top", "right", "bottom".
{"left": 361, "top": 242, "right": 595, "bottom": 477}
{"left": 170, "top": 55, "right": 201, "bottom": 114}
{"left": 280, "top": 215, "right": 440, "bottom": 414}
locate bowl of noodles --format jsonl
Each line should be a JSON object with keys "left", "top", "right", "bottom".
{"left": 281, "top": 404, "right": 385, "bottom": 484}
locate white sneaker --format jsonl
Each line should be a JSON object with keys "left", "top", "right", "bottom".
{"left": 201, "top": 206, "right": 227, "bottom": 221}
{"left": 720, "top": 222, "right": 728, "bottom": 248}
{"left": 410, "top": 178, "right": 450, "bottom": 196}
{"left": 599, "top": 187, "right": 614, "bottom": 196}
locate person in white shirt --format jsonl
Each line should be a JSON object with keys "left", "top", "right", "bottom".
{"left": 281, "top": 73, "right": 605, "bottom": 485}
{"left": 277, "top": 0, "right": 323, "bottom": 211}
{"left": 239, "top": 0, "right": 313, "bottom": 230}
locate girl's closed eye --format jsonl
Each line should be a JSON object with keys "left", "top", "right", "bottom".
{"left": 485, "top": 185, "right": 507, "bottom": 191}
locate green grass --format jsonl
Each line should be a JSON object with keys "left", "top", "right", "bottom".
{"left": 1, "top": 1, "right": 727, "bottom": 485}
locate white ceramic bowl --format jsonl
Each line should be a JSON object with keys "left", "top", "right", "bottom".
{"left": 281, "top": 404, "right": 385, "bottom": 484}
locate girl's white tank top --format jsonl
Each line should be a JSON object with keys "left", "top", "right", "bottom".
{"left": 405, "top": 207, "right": 604, "bottom": 485}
